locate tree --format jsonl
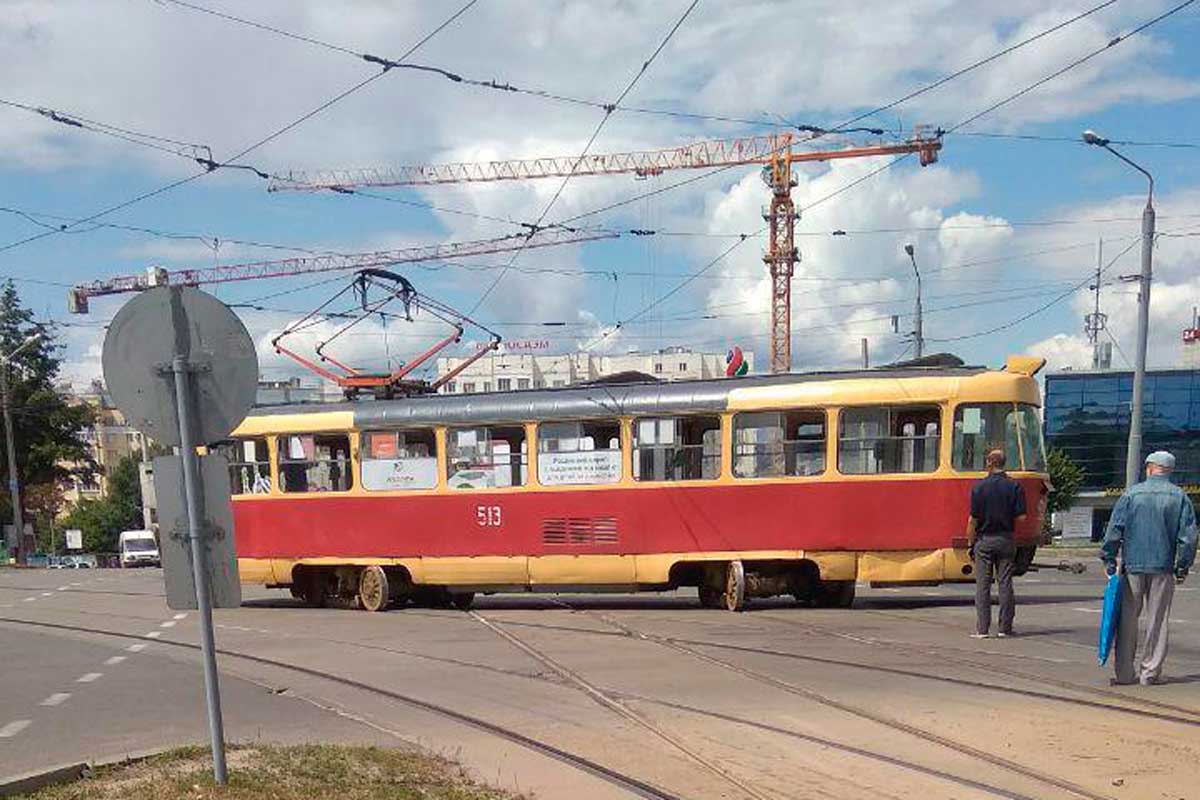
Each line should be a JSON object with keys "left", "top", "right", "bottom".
{"left": 60, "top": 453, "right": 145, "bottom": 553}
{"left": 0, "top": 281, "right": 96, "bottom": 522}
{"left": 1045, "top": 448, "right": 1084, "bottom": 534}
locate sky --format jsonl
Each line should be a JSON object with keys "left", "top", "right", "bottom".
{"left": 1, "top": 0, "right": 1199, "bottom": 390}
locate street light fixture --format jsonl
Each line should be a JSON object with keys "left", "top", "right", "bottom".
{"left": 1082, "top": 129, "right": 1155, "bottom": 488}
{"left": 1, "top": 331, "right": 43, "bottom": 564}
{"left": 904, "top": 243, "right": 923, "bottom": 359}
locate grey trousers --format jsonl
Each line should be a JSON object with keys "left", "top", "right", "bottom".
{"left": 1114, "top": 573, "right": 1176, "bottom": 685}
{"left": 974, "top": 537, "right": 1015, "bottom": 635}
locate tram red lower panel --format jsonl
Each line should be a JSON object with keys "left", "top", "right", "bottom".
{"left": 231, "top": 477, "right": 1044, "bottom": 560}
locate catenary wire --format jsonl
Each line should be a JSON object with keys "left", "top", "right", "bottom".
{"left": 0, "top": 0, "right": 480, "bottom": 259}
{"left": 467, "top": 0, "right": 700, "bottom": 315}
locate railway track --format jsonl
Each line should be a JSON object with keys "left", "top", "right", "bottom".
{"left": 468, "top": 608, "right": 1051, "bottom": 800}
{"left": 553, "top": 602, "right": 1117, "bottom": 800}
{"left": 0, "top": 615, "right": 683, "bottom": 800}
{"left": 755, "top": 613, "right": 1200, "bottom": 721}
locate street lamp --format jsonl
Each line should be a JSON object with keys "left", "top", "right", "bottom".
{"left": 904, "top": 243, "right": 923, "bottom": 359}
{"left": 1082, "top": 129, "right": 1155, "bottom": 488}
{"left": 1, "top": 331, "right": 43, "bottom": 563}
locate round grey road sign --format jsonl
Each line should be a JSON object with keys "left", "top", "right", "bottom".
{"left": 102, "top": 286, "right": 258, "bottom": 447}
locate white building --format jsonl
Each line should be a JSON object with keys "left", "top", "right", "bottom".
{"left": 435, "top": 346, "right": 751, "bottom": 394}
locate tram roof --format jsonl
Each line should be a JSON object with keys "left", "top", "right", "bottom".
{"left": 244, "top": 361, "right": 996, "bottom": 428}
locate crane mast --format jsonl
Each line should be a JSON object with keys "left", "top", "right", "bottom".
{"left": 270, "top": 131, "right": 943, "bottom": 373}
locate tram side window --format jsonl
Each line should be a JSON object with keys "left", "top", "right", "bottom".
{"left": 838, "top": 406, "right": 940, "bottom": 474}
{"left": 277, "top": 433, "right": 353, "bottom": 492}
{"left": 951, "top": 404, "right": 1019, "bottom": 472}
{"left": 538, "top": 420, "right": 622, "bottom": 485}
{"left": 733, "top": 411, "right": 826, "bottom": 478}
{"left": 446, "top": 425, "right": 527, "bottom": 489}
{"left": 633, "top": 416, "right": 721, "bottom": 481}
{"left": 211, "top": 437, "right": 271, "bottom": 495}
{"left": 360, "top": 429, "right": 438, "bottom": 491}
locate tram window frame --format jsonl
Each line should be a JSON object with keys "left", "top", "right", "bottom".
{"left": 537, "top": 419, "right": 622, "bottom": 486}
{"left": 838, "top": 406, "right": 941, "bottom": 475}
{"left": 733, "top": 410, "right": 826, "bottom": 478}
{"left": 446, "top": 425, "right": 528, "bottom": 489}
{"left": 632, "top": 415, "right": 721, "bottom": 482}
{"left": 951, "top": 403, "right": 1019, "bottom": 472}
{"left": 359, "top": 428, "right": 438, "bottom": 491}
{"left": 1016, "top": 404, "right": 1047, "bottom": 472}
{"left": 276, "top": 433, "right": 354, "bottom": 493}
{"left": 211, "top": 437, "right": 272, "bottom": 495}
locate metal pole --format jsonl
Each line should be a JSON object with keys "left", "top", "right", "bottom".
{"left": 1124, "top": 199, "right": 1155, "bottom": 488}
{"left": 171, "top": 355, "right": 228, "bottom": 784}
{"left": 2, "top": 365, "right": 23, "bottom": 565}
{"left": 861, "top": 338, "right": 869, "bottom": 369}
{"left": 905, "top": 244, "right": 923, "bottom": 359}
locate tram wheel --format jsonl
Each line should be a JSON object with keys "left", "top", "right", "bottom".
{"left": 722, "top": 560, "right": 747, "bottom": 612}
{"left": 358, "top": 566, "right": 390, "bottom": 612}
{"left": 698, "top": 584, "right": 723, "bottom": 609}
{"left": 450, "top": 592, "right": 475, "bottom": 611}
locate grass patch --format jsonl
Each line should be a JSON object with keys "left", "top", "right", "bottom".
{"left": 15, "top": 744, "right": 526, "bottom": 800}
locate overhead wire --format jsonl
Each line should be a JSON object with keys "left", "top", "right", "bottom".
{"left": 467, "top": 0, "right": 700, "bottom": 315}
{"left": 0, "top": 0, "right": 480, "bottom": 258}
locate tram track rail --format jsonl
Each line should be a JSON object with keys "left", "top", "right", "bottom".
{"left": 554, "top": 603, "right": 1117, "bottom": 800}
{"left": 0, "top": 615, "right": 683, "bottom": 800}
{"left": 754, "top": 613, "right": 1200, "bottom": 721}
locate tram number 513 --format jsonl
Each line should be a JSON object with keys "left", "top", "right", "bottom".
{"left": 475, "top": 505, "right": 503, "bottom": 528}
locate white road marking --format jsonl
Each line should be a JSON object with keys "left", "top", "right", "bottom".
{"left": 21, "top": 597, "right": 35, "bottom": 602}
{"left": 56, "top": 586, "right": 69, "bottom": 591}
{"left": 127, "top": 643, "right": 147, "bottom": 653}
{"left": 145, "top": 631, "right": 162, "bottom": 639}
{"left": 1024, "top": 578, "right": 1041, "bottom": 583}
{"left": 40, "top": 592, "right": 52, "bottom": 597}
{"left": 159, "top": 620, "right": 176, "bottom": 628}
{"left": 76, "top": 673, "right": 102, "bottom": 683}
{"left": 1073, "top": 607, "right": 1102, "bottom": 614}
{"left": 104, "top": 655, "right": 126, "bottom": 666}
{"left": 40, "top": 693, "right": 71, "bottom": 707}
{"left": 0, "top": 720, "right": 31, "bottom": 738}
{"left": 173, "top": 613, "right": 187, "bottom": 620}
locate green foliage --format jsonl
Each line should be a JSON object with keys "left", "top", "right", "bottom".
{"left": 1045, "top": 447, "right": 1084, "bottom": 532}
{"left": 0, "top": 281, "right": 96, "bottom": 520}
{"left": 61, "top": 454, "right": 145, "bottom": 552}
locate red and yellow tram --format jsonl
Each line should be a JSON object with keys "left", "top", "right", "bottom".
{"left": 216, "top": 355, "right": 1049, "bottom": 611}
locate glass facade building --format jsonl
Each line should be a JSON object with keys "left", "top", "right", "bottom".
{"left": 1044, "top": 368, "right": 1200, "bottom": 491}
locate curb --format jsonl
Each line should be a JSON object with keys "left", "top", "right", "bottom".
{"left": 0, "top": 747, "right": 173, "bottom": 798}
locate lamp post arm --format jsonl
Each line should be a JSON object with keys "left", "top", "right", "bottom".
{"left": 1103, "top": 145, "right": 1154, "bottom": 206}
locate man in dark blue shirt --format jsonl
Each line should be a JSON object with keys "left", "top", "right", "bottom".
{"left": 967, "top": 449, "right": 1027, "bottom": 638}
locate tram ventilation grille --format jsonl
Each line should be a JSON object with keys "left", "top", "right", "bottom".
{"left": 542, "top": 516, "right": 619, "bottom": 546}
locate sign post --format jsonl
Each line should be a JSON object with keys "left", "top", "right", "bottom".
{"left": 102, "top": 285, "right": 257, "bottom": 785}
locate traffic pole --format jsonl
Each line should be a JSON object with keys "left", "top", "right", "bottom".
{"left": 1124, "top": 199, "right": 1155, "bottom": 488}
{"left": 171, "top": 354, "right": 228, "bottom": 784}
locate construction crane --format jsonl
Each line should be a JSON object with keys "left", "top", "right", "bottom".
{"left": 66, "top": 227, "right": 615, "bottom": 313}
{"left": 269, "top": 131, "right": 944, "bottom": 373}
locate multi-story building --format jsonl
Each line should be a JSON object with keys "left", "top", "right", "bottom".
{"left": 60, "top": 380, "right": 144, "bottom": 505}
{"left": 1043, "top": 366, "right": 1200, "bottom": 539}
{"left": 435, "top": 346, "right": 749, "bottom": 394}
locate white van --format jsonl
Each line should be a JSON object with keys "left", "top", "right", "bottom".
{"left": 118, "top": 530, "right": 160, "bottom": 568}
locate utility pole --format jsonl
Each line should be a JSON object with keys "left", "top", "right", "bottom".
{"left": 861, "top": 338, "right": 870, "bottom": 369}
{"left": 904, "top": 244, "right": 923, "bottom": 358}
{"left": 1083, "top": 130, "right": 1155, "bottom": 488}
{"left": 1084, "top": 238, "right": 1109, "bottom": 369}
{"left": 1, "top": 332, "right": 43, "bottom": 564}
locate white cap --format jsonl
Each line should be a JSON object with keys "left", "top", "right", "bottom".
{"left": 1145, "top": 451, "right": 1175, "bottom": 469}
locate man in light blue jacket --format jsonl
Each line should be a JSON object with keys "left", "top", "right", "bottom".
{"left": 1102, "top": 451, "right": 1198, "bottom": 685}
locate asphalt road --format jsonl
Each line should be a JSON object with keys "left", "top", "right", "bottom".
{"left": 2, "top": 562, "right": 1198, "bottom": 800}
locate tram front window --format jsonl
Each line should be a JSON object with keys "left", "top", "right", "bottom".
{"left": 952, "top": 404, "right": 1019, "bottom": 472}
